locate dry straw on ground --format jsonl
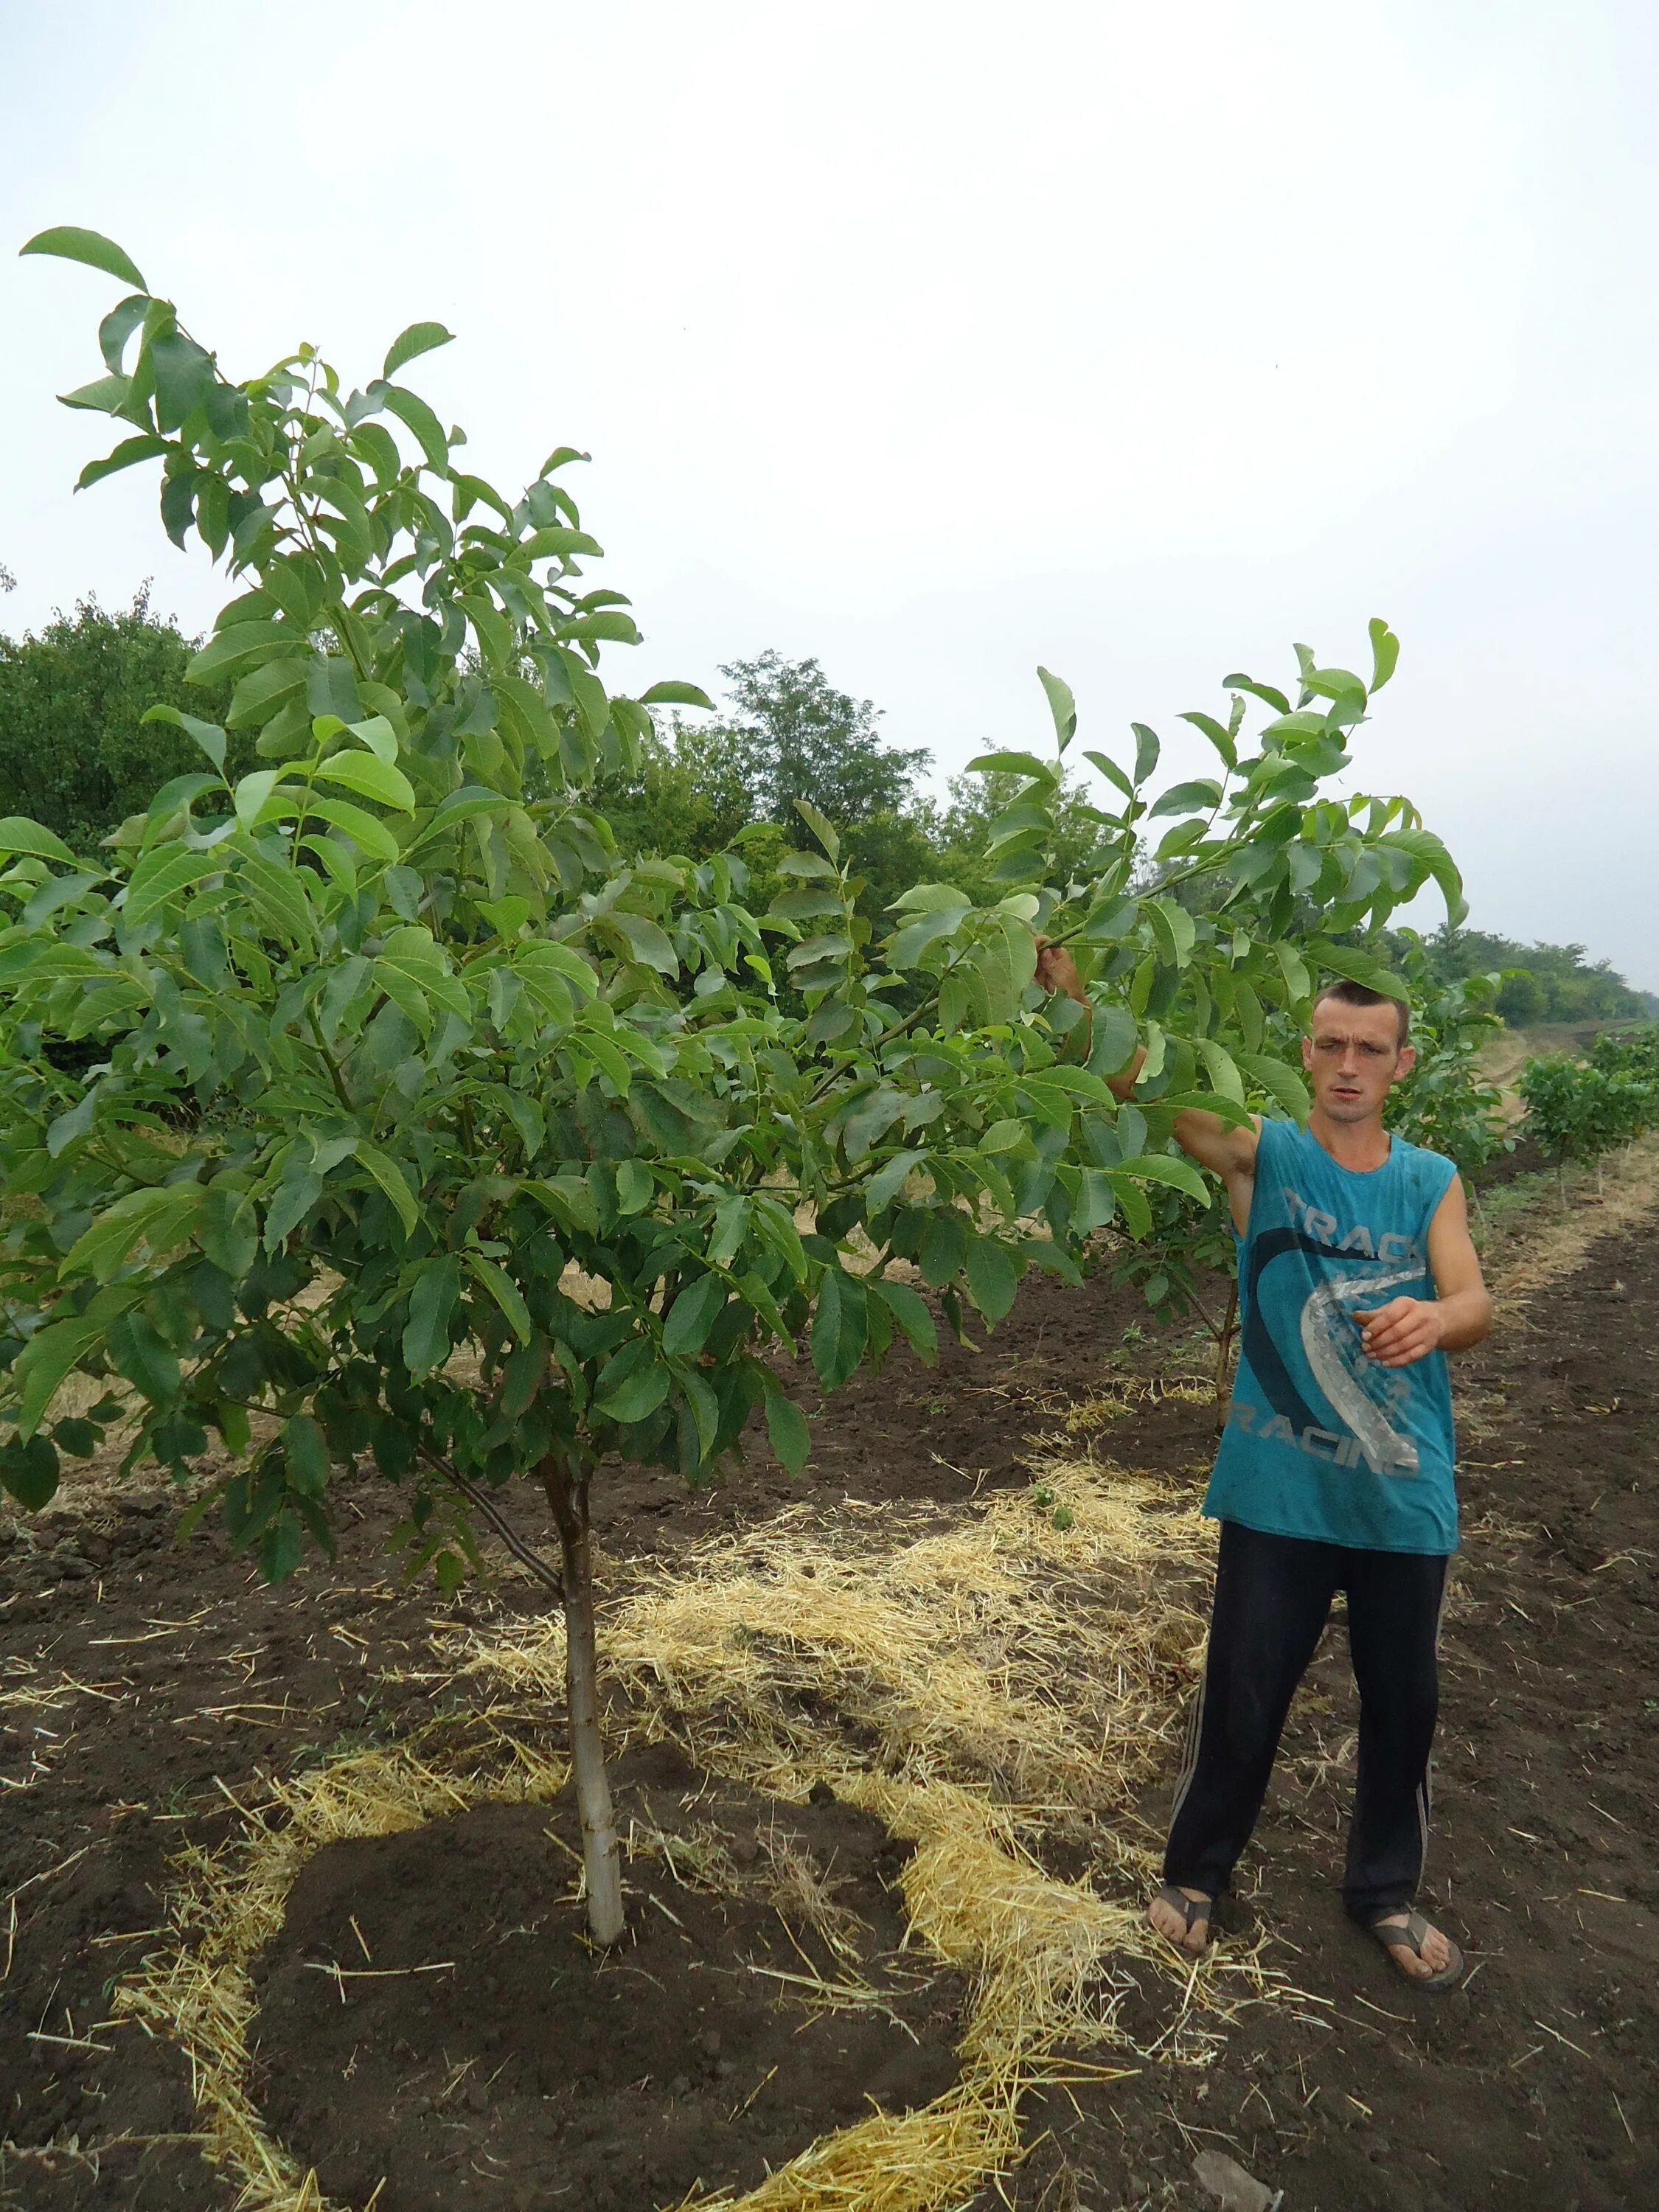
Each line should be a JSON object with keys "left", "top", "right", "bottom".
{"left": 1486, "top": 1131, "right": 1659, "bottom": 1309}
{"left": 114, "top": 1733, "right": 570, "bottom": 2212}
{"left": 106, "top": 1145, "right": 1659, "bottom": 2212}
{"left": 116, "top": 1463, "right": 1285, "bottom": 2212}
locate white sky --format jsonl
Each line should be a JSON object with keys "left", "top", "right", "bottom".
{"left": 1, "top": 1, "right": 1654, "bottom": 985}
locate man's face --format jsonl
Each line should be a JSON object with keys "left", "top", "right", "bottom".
{"left": 1301, "top": 998, "right": 1416, "bottom": 1123}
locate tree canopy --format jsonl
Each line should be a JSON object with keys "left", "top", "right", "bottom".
{"left": 0, "top": 590, "right": 237, "bottom": 851}
{"left": 1, "top": 221, "right": 1473, "bottom": 1938}
{"left": 1388, "top": 922, "right": 1655, "bottom": 1026}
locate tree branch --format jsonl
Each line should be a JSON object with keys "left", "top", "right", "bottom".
{"left": 420, "top": 1447, "right": 565, "bottom": 1599}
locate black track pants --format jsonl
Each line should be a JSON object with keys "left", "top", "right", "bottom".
{"left": 1163, "top": 1520, "right": 1450, "bottom": 1924}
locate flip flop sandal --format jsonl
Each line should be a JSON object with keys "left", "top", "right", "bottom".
{"left": 1154, "top": 1882, "right": 1215, "bottom": 1951}
{"left": 1364, "top": 1908, "right": 1466, "bottom": 1991}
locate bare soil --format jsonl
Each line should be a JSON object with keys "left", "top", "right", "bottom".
{"left": 2, "top": 1198, "right": 1656, "bottom": 2211}
{"left": 251, "top": 1742, "right": 961, "bottom": 2212}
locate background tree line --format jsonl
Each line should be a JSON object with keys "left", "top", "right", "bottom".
{"left": 3, "top": 591, "right": 1653, "bottom": 1026}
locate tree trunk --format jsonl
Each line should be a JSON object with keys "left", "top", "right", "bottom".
{"left": 1212, "top": 1281, "right": 1239, "bottom": 1430}
{"left": 541, "top": 1459, "right": 625, "bottom": 1946}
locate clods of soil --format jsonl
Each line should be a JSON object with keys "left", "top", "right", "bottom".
{"left": 248, "top": 1743, "right": 962, "bottom": 2212}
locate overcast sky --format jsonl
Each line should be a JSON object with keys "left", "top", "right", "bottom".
{"left": 1, "top": 1, "right": 1654, "bottom": 985}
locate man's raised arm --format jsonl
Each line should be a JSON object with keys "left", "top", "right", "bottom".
{"left": 1034, "top": 941, "right": 1259, "bottom": 1214}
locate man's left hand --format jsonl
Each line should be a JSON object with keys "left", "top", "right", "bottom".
{"left": 1352, "top": 1298, "right": 1443, "bottom": 1368}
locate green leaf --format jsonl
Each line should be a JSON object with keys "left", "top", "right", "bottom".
{"left": 1145, "top": 896, "right": 1196, "bottom": 967}
{"left": 1377, "top": 828, "right": 1467, "bottom": 928}
{"left": 663, "top": 1273, "right": 727, "bottom": 1359}
{"left": 1147, "top": 778, "right": 1221, "bottom": 819}
{"left": 284, "top": 1413, "right": 330, "bottom": 1494}
{"left": 868, "top": 1278, "right": 938, "bottom": 1366}
{"left": 383, "top": 321, "right": 456, "bottom": 378}
{"left": 60, "top": 1185, "right": 203, "bottom": 1283}
{"left": 303, "top": 796, "right": 401, "bottom": 863}
{"left": 0, "top": 1433, "right": 60, "bottom": 1512}
{"left": 1085, "top": 1002, "right": 1139, "bottom": 1077}
{"left": 142, "top": 703, "right": 227, "bottom": 771}
{"left": 1131, "top": 723, "right": 1161, "bottom": 786}
{"left": 840, "top": 1084, "right": 906, "bottom": 1161}
{"left": 1234, "top": 1051, "right": 1312, "bottom": 1119}
{"left": 313, "top": 750, "right": 416, "bottom": 812}
{"left": 1223, "top": 673, "right": 1293, "bottom": 715}
{"left": 226, "top": 656, "right": 308, "bottom": 728}
{"left": 597, "top": 910, "right": 679, "bottom": 975}
{"left": 259, "top": 1509, "right": 304, "bottom": 1583}
{"left": 1368, "top": 616, "right": 1400, "bottom": 693}
{"left": 21, "top": 226, "right": 148, "bottom": 290}
{"left": 964, "top": 1238, "right": 1018, "bottom": 1324}
{"left": 866, "top": 1149, "right": 926, "bottom": 1211}
{"left": 1036, "top": 666, "right": 1077, "bottom": 753}
{"left": 1305, "top": 939, "right": 1406, "bottom": 999}
{"left": 522, "top": 526, "right": 605, "bottom": 561}
{"left": 124, "top": 842, "right": 221, "bottom": 925}
{"left": 793, "top": 799, "right": 840, "bottom": 861}
{"left": 1071, "top": 1166, "right": 1117, "bottom": 1234}
{"left": 1082, "top": 748, "right": 1135, "bottom": 804}
{"left": 14, "top": 1313, "right": 107, "bottom": 1438}
{"left": 810, "top": 1268, "right": 867, "bottom": 1388}
{"left": 639, "top": 680, "right": 715, "bottom": 709}
{"left": 352, "top": 1142, "right": 418, "bottom": 1238}
{"left": 57, "top": 372, "right": 131, "bottom": 414}
{"left": 201, "top": 1184, "right": 259, "bottom": 1276}
{"left": 964, "top": 749, "right": 1054, "bottom": 783}
{"left": 233, "top": 766, "right": 288, "bottom": 830}
{"left": 403, "top": 1254, "right": 461, "bottom": 1377}
{"left": 560, "top": 610, "right": 641, "bottom": 644}
{"left": 614, "top": 1159, "right": 654, "bottom": 1214}
{"left": 466, "top": 1255, "right": 532, "bottom": 1345}
{"left": 919, "top": 1208, "right": 967, "bottom": 1287}
{"left": 1196, "top": 1038, "right": 1246, "bottom": 1104}
{"left": 1116, "top": 1152, "right": 1211, "bottom": 1205}
{"left": 76, "top": 433, "right": 168, "bottom": 490}
{"left": 764, "top": 1386, "right": 811, "bottom": 1475}
{"left": 106, "top": 1310, "right": 179, "bottom": 1403}
{"left": 98, "top": 292, "right": 150, "bottom": 374}
{"left": 594, "top": 1342, "right": 671, "bottom": 1424}
{"left": 888, "top": 907, "right": 967, "bottom": 968}
{"left": 1179, "top": 711, "right": 1237, "bottom": 771}
{"left": 150, "top": 330, "right": 215, "bottom": 432}
{"left": 263, "top": 1167, "right": 322, "bottom": 1249}
{"left": 146, "top": 771, "right": 221, "bottom": 824}
{"left": 1105, "top": 1172, "right": 1153, "bottom": 1240}
{"left": 377, "top": 382, "right": 449, "bottom": 470}
{"left": 0, "top": 816, "right": 79, "bottom": 866}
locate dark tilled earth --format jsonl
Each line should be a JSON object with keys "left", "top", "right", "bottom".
{"left": 2, "top": 1203, "right": 1655, "bottom": 2211}
{"left": 251, "top": 1742, "right": 962, "bottom": 2212}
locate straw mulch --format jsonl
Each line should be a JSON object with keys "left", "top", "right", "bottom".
{"left": 116, "top": 1458, "right": 1297, "bottom": 2212}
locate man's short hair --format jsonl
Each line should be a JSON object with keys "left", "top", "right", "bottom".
{"left": 1311, "top": 976, "right": 1411, "bottom": 1048}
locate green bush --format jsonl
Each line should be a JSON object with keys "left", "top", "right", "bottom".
{"left": 1386, "top": 940, "right": 1510, "bottom": 1178}
{"left": 1520, "top": 1050, "right": 1656, "bottom": 1172}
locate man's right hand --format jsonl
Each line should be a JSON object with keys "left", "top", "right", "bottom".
{"left": 1034, "top": 937, "right": 1085, "bottom": 1002}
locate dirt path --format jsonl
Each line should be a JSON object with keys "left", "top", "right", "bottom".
{"left": 2, "top": 1164, "right": 1655, "bottom": 2211}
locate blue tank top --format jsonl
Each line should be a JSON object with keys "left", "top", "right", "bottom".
{"left": 1205, "top": 1118, "right": 1460, "bottom": 1554}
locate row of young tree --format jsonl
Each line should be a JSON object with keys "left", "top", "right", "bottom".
{"left": 1520, "top": 1028, "right": 1659, "bottom": 1184}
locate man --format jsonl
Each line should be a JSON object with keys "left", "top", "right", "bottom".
{"left": 1035, "top": 950, "right": 1492, "bottom": 1989}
